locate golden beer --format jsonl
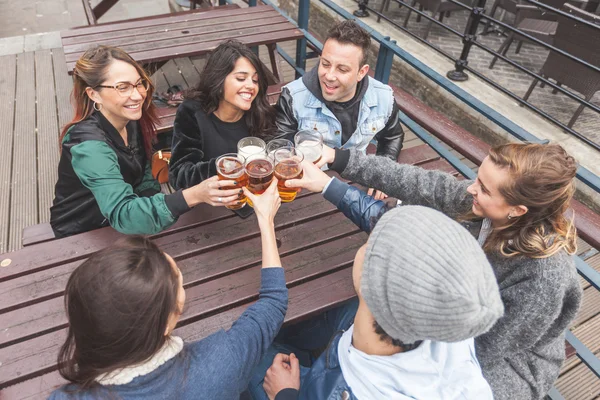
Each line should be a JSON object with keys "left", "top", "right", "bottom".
{"left": 273, "top": 147, "right": 304, "bottom": 203}
{"left": 216, "top": 154, "right": 248, "bottom": 210}
{"left": 244, "top": 156, "right": 274, "bottom": 208}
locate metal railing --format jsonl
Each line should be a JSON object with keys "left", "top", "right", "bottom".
{"left": 251, "top": 0, "right": 600, "bottom": 396}
{"left": 356, "top": 0, "right": 600, "bottom": 151}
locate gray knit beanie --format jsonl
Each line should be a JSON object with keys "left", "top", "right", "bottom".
{"left": 361, "top": 206, "right": 504, "bottom": 344}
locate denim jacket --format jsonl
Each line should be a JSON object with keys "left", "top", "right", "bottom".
{"left": 275, "top": 77, "right": 404, "bottom": 160}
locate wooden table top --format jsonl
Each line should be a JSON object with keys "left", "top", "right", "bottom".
{"left": 60, "top": 5, "right": 304, "bottom": 73}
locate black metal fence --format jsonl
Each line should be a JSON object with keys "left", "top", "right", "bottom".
{"left": 356, "top": 0, "right": 600, "bottom": 151}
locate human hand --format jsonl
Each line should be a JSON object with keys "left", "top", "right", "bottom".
{"left": 285, "top": 161, "right": 331, "bottom": 193}
{"left": 183, "top": 176, "right": 242, "bottom": 207}
{"left": 315, "top": 145, "right": 335, "bottom": 168}
{"left": 367, "top": 188, "right": 389, "bottom": 200}
{"left": 243, "top": 178, "right": 281, "bottom": 225}
{"left": 263, "top": 353, "right": 300, "bottom": 400}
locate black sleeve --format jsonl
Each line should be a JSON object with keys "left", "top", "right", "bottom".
{"left": 274, "top": 388, "right": 300, "bottom": 400}
{"left": 273, "top": 88, "right": 299, "bottom": 141}
{"left": 374, "top": 101, "right": 404, "bottom": 161}
{"left": 169, "top": 101, "right": 217, "bottom": 190}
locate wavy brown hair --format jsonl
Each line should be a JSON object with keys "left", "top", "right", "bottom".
{"left": 185, "top": 39, "right": 275, "bottom": 138}
{"left": 57, "top": 236, "right": 181, "bottom": 390}
{"left": 60, "top": 45, "right": 158, "bottom": 157}
{"left": 480, "top": 143, "right": 578, "bottom": 258}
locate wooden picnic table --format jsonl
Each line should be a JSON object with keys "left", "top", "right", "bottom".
{"left": 60, "top": 5, "right": 303, "bottom": 82}
{"left": 0, "top": 144, "right": 459, "bottom": 399}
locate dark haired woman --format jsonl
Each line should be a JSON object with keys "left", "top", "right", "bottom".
{"left": 50, "top": 179, "right": 286, "bottom": 399}
{"left": 284, "top": 143, "right": 582, "bottom": 400}
{"left": 50, "top": 46, "right": 242, "bottom": 238}
{"left": 169, "top": 39, "right": 276, "bottom": 190}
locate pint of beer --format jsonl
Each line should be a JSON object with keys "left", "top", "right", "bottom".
{"left": 244, "top": 154, "right": 274, "bottom": 208}
{"left": 238, "top": 137, "right": 266, "bottom": 160}
{"left": 294, "top": 130, "right": 323, "bottom": 164}
{"left": 216, "top": 153, "right": 248, "bottom": 210}
{"left": 273, "top": 147, "right": 304, "bottom": 203}
{"left": 266, "top": 139, "right": 293, "bottom": 159}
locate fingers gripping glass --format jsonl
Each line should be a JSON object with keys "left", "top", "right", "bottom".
{"left": 95, "top": 79, "right": 149, "bottom": 97}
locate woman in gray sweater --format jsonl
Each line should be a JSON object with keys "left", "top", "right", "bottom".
{"left": 285, "top": 142, "right": 582, "bottom": 400}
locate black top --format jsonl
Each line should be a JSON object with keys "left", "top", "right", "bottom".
{"left": 169, "top": 99, "right": 250, "bottom": 190}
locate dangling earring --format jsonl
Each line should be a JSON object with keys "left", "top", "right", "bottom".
{"left": 507, "top": 214, "right": 512, "bottom": 220}
{"left": 93, "top": 102, "right": 102, "bottom": 111}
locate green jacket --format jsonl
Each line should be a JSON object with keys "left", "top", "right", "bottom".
{"left": 50, "top": 111, "right": 189, "bottom": 238}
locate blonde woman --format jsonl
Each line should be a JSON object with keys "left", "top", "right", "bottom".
{"left": 286, "top": 143, "right": 582, "bottom": 400}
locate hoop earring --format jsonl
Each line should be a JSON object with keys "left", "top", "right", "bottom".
{"left": 93, "top": 102, "right": 102, "bottom": 111}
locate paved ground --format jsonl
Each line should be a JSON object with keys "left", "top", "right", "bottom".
{"left": 375, "top": 0, "right": 600, "bottom": 147}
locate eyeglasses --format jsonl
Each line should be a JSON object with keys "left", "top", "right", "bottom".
{"left": 95, "top": 79, "right": 149, "bottom": 97}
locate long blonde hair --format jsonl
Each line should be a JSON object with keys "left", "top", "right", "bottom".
{"left": 481, "top": 143, "right": 578, "bottom": 258}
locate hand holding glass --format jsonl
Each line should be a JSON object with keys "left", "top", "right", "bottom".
{"left": 216, "top": 153, "right": 248, "bottom": 210}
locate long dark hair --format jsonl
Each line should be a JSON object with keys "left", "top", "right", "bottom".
{"left": 186, "top": 40, "right": 276, "bottom": 138}
{"left": 61, "top": 45, "right": 158, "bottom": 157}
{"left": 57, "top": 236, "right": 180, "bottom": 389}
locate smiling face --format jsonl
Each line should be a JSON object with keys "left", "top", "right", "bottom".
{"left": 86, "top": 59, "right": 146, "bottom": 130}
{"left": 466, "top": 156, "right": 527, "bottom": 224}
{"left": 318, "top": 38, "right": 369, "bottom": 103}
{"left": 218, "top": 56, "right": 259, "bottom": 115}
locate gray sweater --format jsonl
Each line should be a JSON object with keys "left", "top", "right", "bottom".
{"left": 333, "top": 150, "right": 583, "bottom": 400}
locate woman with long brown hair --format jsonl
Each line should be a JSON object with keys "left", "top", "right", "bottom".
{"left": 50, "top": 180, "right": 285, "bottom": 399}
{"left": 50, "top": 45, "right": 242, "bottom": 238}
{"left": 169, "top": 39, "right": 276, "bottom": 190}
{"left": 282, "top": 142, "right": 582, "bottom": 400}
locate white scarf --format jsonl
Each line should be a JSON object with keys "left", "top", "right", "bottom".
{"left": 95, "top": 336, "right": 184, "bottom": 386}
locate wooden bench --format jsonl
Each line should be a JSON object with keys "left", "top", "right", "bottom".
{"left": 60, "top": 5, "right": 301, "bottom": 83}
{"left": 1, "top": 142, "right": 450, "bottom": 398}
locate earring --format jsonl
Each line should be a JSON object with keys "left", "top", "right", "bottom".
{"left": 507, "top": 214, "right": 512, "bottom": 220}
{"left": 93, "top": 102, "right": 102, "bottom": 111}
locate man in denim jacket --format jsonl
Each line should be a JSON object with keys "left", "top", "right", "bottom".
{"left": 249, "top": 206, "right": 503, "bottom": 400}
{"left": 275, "top": 20, "right": 404, "bottom": 199}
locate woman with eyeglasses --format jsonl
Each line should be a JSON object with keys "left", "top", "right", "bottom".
{"left": 50, "top": 46, "right": 242, "bottom": 238}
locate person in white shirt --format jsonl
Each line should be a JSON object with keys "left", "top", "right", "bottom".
{"left": 249, "top": 205, "right": 504, "bottom": 400}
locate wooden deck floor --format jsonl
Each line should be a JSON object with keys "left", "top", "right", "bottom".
{"left": 0, "top": 39, "right": 598, "bottom": 399}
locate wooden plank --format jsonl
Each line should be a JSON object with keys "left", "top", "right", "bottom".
{"left": 572, "top": 286, "right": 600, "bottom": 328}
{"left": 0, "top": 54, "right": 16, "bottom": 254}
{"left": 0, "top": 266, "right": 356, "bottom": 399}
{"left": 571, "top": 200, "right": 600, "bottom": 250}
{"left": 22, "top": 223, "right": 54, "bottom": 247}
{"left": 60, "top": 5, "right": 263, "bottom": 39}
{"left": 65, "top": 23, "right": 302, "bottom": 64}
{"left": 62, "top": 11, "right": 283, "bottom": 48}
{"left": 173, "top": 57, "right": 202, "bottom": 88}
{"left": 562, "top": 313, "right": 600, "bottom": 372}
{"left": 160, "top": 60, "right": 188, "bottom": 89}
{"left": 34, "top": 50, "right": 60, "bottom": 224}
{"left": 0, "top": 211, "right": 362, "bottom": 348}
{"left": 579, "top": 253, "right": 600, "bottom": 290}
{"left": 0, "top": 224, "right": 364, "bottom": 388}
{"left": 9, "top": 52, "right": 37, "bottom": 252}
{"left": 554, "top": 361, "right": 600, "bottom": 400}
{"left": 51, "top": 48, "right": 74, "bottom": 133}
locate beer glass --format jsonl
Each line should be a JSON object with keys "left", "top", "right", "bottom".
{"left": 294, "top": 130, "right": 323, "bottom": 164}
{"left": 216, "top": 153, "right": 248, "bottom": 210}
{"left": 237, "top": 137, "right": 266, "bottom": 159}
{"left": 273, "top": 147, "right": 304, "bottom": 203}
{"left": 266, "top": 139, "right": 294, "bottom": 159}
{"left": 244, "top": 154, "right": 274, "bottom": 208}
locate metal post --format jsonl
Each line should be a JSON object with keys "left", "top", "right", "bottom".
{"left": 295, "top": 0, "right": 310, "bottom": 78}
{"left": 374, "top": 37, "right": 396, "bottom": 84}
{"left": 218, "top": 0, "right": 226, "bottom": 5}
{"left": 446, "top": 0, "right": 486, "bottom": 81}
{"left": 354, "top": 0, "right": 370, "bottom": 17}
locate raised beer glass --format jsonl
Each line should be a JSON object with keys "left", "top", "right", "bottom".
{"left": 244, "top": 154, "right": 274, "bottom": 208}
{"left": 237, "top": 137, "right": 266, "bottom": 160}
{"left": 216, "top": 153, "right": 248, "bottom": 210}
{"left": 266, "top": 139, "right": 294, "bottom": 159}
{"left": 294, "top": 130, "right": 323, "bottom": 164}
{"left": 273, "top": 147, "right": 304, "bottom": 203}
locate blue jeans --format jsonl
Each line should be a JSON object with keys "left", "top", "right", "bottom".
{"left": 248, "top": 298, "right": 359, "bottom": 400}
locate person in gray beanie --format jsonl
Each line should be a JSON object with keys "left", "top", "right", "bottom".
{"left": 248, "top": 205, "right": 504, "bottom": 400}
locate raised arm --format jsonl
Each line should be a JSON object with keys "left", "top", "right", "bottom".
{"left": 374, "top": 102, "right": 404, "bottom": 161}
{"left": 330, "top": 149, "right": 473, "bottom": 218}
{"left": 169, "top": 101, "right": 217, "bottom": 190}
